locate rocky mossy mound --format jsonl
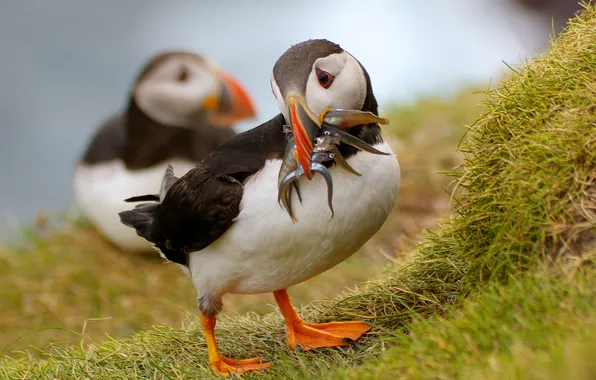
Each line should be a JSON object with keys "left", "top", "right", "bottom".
{"left": 2, "top": 3, "right": 595, "bottom": 379}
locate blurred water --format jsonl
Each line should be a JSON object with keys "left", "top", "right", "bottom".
{"left": 0, "top": 0, "right": 548, "bottom": 239}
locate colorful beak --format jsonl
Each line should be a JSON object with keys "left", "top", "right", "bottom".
{"left": 205, "top": 70, "right": 257, "bottom": 127}
{"left": 286, "top": 94, "right": 321, "bottom": 180}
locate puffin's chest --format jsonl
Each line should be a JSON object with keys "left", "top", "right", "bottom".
{"left": 192, "top": 141, "right": 400, "bottom": 295}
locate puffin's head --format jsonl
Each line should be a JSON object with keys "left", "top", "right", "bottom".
{"left": 133, "top": 51, "right": 256, "bottom": 128}
{"left": 270, "top": 39, "right": 377, "bottom": 178}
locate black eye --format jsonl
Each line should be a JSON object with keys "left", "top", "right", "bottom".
{"left": 177, "top": 66, "right": 189, "bottom": 82}
{"left": 316, "top": 68, "right": 335, "bottom": 89}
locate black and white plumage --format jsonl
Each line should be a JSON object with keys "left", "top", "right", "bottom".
{"left": 73, "top": 51, "right": 256, "bottom": 251}
{"left": 120, "top": 39, "right": 400, "bottom": 374}
{"left": 121, "top": 39, "right": 400, "bottom": 311}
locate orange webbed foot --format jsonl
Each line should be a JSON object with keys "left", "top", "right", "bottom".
{"left": 211, "top": 357, "right": 271, "bottom": 377}
{"left": 286, "top": 320, "right": 371, "bottom": 351}
{"left": 200, "top": 313, "right": 270, "bottom": 377}
{"left": 273, "top": 289, "right": 371, "bottom": 352}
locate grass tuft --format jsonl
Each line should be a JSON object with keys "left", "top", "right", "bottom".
{"left": 334, "top": 259, "right": 596, "bottom": 379}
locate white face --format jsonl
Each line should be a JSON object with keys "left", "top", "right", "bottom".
{"left": 270, "top": 51, "right": 367, "bottom": 120}
{"left": 134, "top": 55, "right": 220, "bottom": 127}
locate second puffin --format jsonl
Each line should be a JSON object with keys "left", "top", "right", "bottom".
{"left": 74, "top": 51, "right": 256, "bottom": 252}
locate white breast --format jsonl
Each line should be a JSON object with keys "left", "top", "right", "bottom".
{"left": 188, "top": 141, "right": 400, "bottom": 298}
{"left": 73, "top": 159, "right": 198, "bottom": 251}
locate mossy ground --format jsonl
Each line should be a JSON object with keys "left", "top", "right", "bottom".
{"left": 1, "top": 2, "right": 595, "bottom": 378}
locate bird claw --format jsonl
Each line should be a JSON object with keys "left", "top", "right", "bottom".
{"left": 343, "top": 337, "right": 357, "bottom": 345}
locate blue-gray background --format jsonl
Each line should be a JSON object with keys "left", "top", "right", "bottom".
{"left": 0, "top": 0, "right": 572, "bottom": 238}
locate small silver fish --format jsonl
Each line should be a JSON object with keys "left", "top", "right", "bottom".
{"left": 278, "top": 152, "right": 334, "bottom": 222}
{"left": 321, "top": 125, "right": 392, "bottom": 156}
{"left": 322, "top": 109, "right": 389, "bottom": 129}
{"left": 277, "top": 111, "right": 392, "bottom": 222}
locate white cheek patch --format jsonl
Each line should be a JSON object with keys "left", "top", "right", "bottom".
{"left": 134, "top": 58, "right": 219, "bottom": 127}
{"left": 305, "top": 52, "right": 367, "bottom": 118}
{"left": 270, "top": 72, "right": 288, "bottom": 121}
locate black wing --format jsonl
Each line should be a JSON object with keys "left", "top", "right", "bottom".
{"left": 80, "top": 113, "right": 127, "bottom": 164}
{"left": 204, "top": 113, "right": 287, "bottom": 181}
{"left": 119, "top": 114, "right": 286, "bottom": 266}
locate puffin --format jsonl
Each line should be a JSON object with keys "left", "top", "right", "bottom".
{"left": 73, "top": 51, "right": 256, "bottom": 252}
{"left": 119, "top": 39, "right": 400, "bottom": 376}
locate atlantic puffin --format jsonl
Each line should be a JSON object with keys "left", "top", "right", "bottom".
{"left": 73, "top": 51, "right": 256, "bottom": 252}
{"left": 120, "top": 39, "right": 400, "bottom": 376}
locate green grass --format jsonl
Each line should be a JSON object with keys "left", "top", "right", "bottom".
{"left": 333, "top": 262, "right": 596, "bottom": 380}
{"left": 1, "top": 2, "right": 595, "bottom": 377}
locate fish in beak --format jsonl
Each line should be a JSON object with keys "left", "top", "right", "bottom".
{"left": 277, "top": 107, "right": 393, "bottom": 222}
{"left": 322, "top": 109, "right": 389, "bottom": 129}
{"left": 278, "top": 142, "right": 335, "bottom": 223}
{"left": 285, "top": 94, "right": 322, "bottom": 180}
{"left": 204, "top": 70, "right": 257, "bottom": 127}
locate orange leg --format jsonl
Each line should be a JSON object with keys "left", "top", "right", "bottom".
{"left": 273, "top": 289, "right": 371, "bottom": 351}
{"left": 200, "top": 313, "right": 270, "bottom": 376}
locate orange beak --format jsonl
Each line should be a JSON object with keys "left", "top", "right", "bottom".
{"left": 205, "top": 70, "right": 257, "bottom": 127}
{"left": 286, "top": 94, "right": 321, "bottom": 180}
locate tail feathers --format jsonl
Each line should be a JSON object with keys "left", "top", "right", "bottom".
{"left": 160, "top": 164, "right": 179, "bottom": 202}
{"left": 124, "top": 194, "right": 160, "bottom": 203}
{"left": 120, "top": 165, "right": 179, "bottom": 246}
{"left": 119, "top": 203, "right": 159, "bottom": 244}
{"left": 123, "top": 165, "right": 179, "bottom": 204}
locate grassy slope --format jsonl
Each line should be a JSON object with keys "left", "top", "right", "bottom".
{"left": 0, "top": 73, "right": 482, "bottom": 355}
{"left": 337, "top": 265, "right": 596, "bottom": 380}
{"left": 2, "top": 2, "right": 596, "bottom": 378}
